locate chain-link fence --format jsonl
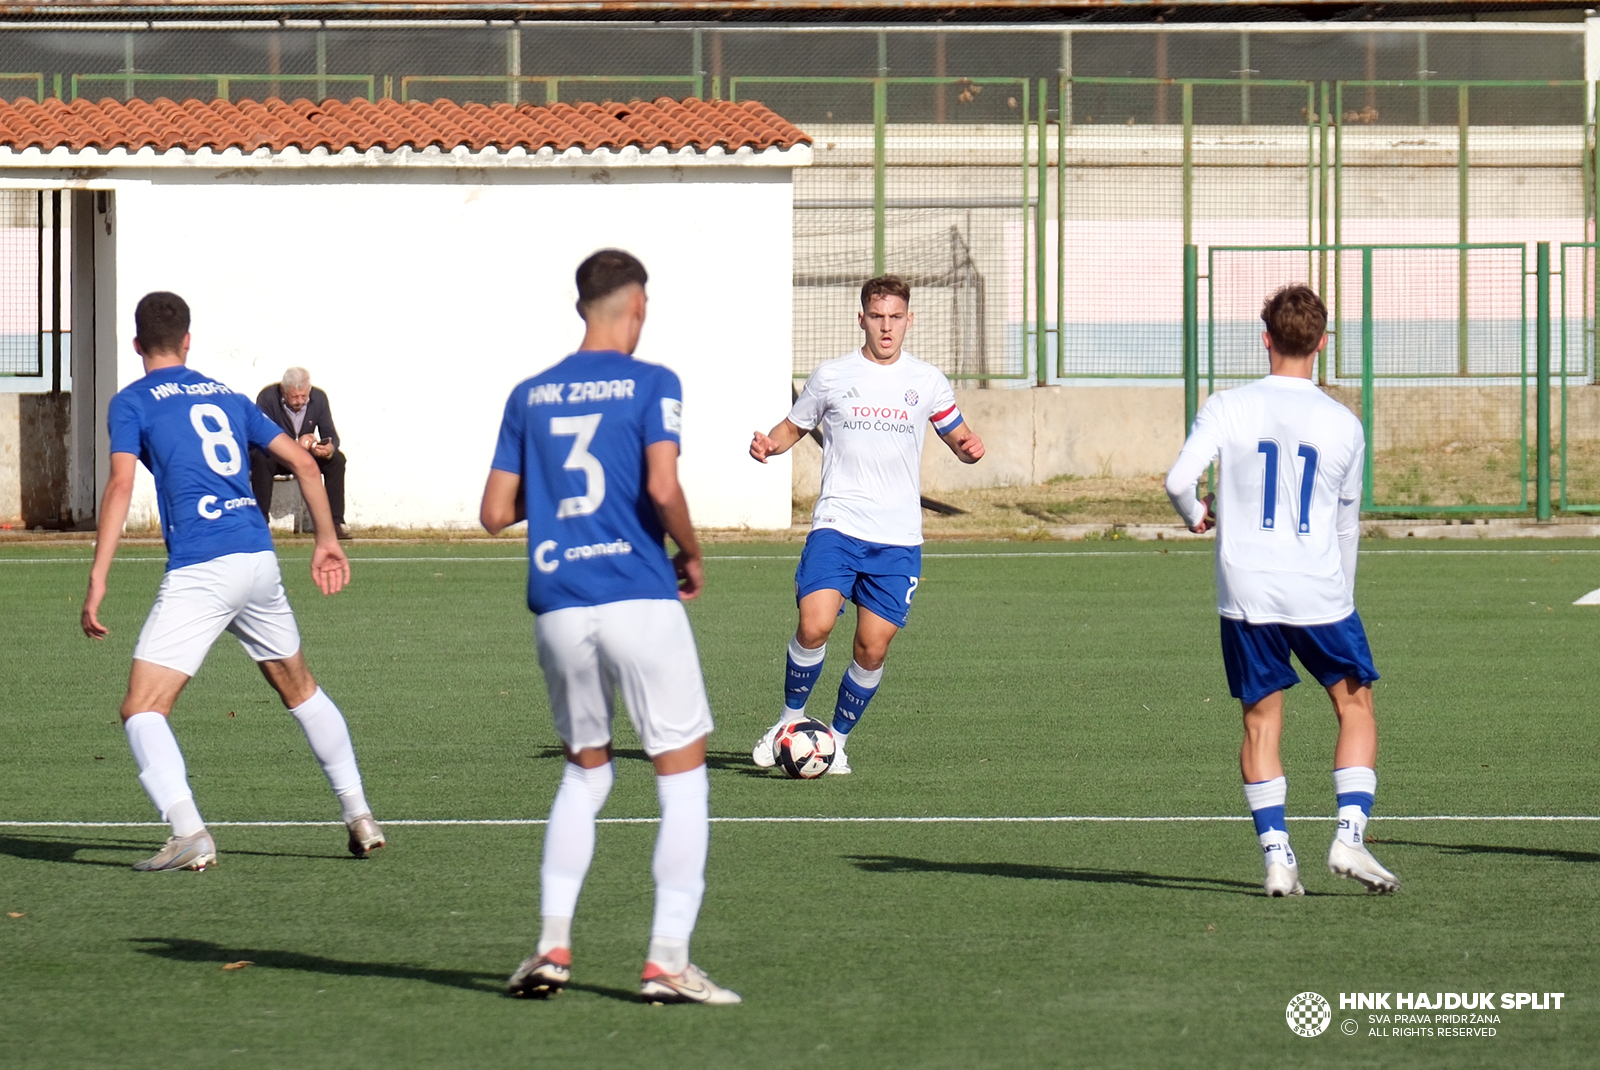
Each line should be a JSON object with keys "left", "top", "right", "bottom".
{"left": 1560, "top": 241, "right": 1600, "bottom": 511}
{"left": 760, "top": 76, "right": 1032, "bottom": 381}
{"left": 1208, "top": 243, "right": 1531, "bottom": 514}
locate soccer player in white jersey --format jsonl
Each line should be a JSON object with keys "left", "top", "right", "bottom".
{"left": 1166, "top": 284, "right": 1398, "bottom": 897}
{"left": 482, "top": 250, "right": 737, "bottom": 1005}
{"left": 748, "top": 274, "right": 985, "bottom": 773}
{"left": 81, "top": 292, "right": 383, "bottom": 872}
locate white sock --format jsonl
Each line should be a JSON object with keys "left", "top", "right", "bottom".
{"left": 1333, "top": 766, "right": 1378, "bottom": 847}
{"left": 124, "top": 712, "right": 206, "bottom": 838}
{"left": 650, "top": 764, "right": 709, "bottom": 960}
{"left": 647, "top": 935, "right": 690, "bottom": 974}
{"left": 537, "top": 916, "right": 572, "bottom": 958}
{"left": 539, "top": 761, "right": 615, "bottom": 945}
{"left": 289, "top": 688, "right": 369, "bottom": 821}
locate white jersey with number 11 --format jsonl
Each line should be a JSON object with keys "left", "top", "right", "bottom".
{"left": 1166, "top": 375, "right": 1365, "bottom": 626}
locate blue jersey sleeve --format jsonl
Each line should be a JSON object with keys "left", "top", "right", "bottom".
{"left": 491, "top": 383, "right": 527, "bottom": 474}
{"left": 242, "top": 401, "right": 284, "bottom": 450}
{"left": 108, "top": 393, "right": 143, "bottom": 456}
{"left": 643, "top": 367, "right": 683, "bottom": 449}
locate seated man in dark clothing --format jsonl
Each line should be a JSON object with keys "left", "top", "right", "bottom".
{"left": 250, "top": 366, "right": 350, "bottom": 539}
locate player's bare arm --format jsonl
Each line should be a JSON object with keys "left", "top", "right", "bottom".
{"left": 479, "top": 468, "right": 525, "bottom": 535}
{"left": 82, "top": 452, "right": 139, "bottom": 640}
{"left": 750, "top": 419, "right": 807, "bottom": 463}
{"left": 646, "top": 440, "right": 703, "bottom": 600}
{"left": 266, "top": 433, "right": 350, "bottom": 596}
{"left": 939, "top": 423, "right": 986, "bottom": 465}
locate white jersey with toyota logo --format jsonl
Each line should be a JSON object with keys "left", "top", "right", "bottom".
{"left": 788, "top": 350, "right": 961, "bottom": 547}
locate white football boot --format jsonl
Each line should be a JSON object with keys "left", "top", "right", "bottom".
{"left": 1264, "top": 861, "right": 1305, "bottom": 897}
{"left": 752, "top": 712, "right": 804, "bottom": 768}
{"left": 826, "top": 729, "right": 851, "bottom": 775}
{"left": 133, "top": 830, "right": 217, "bottom": 872}
{"left": 639, "top": 962, "right": 742, "bottom": 1005}
{"left": 1262, "top": 842, "right": 1303, "bottom": 897}
{"left": 1328, "top": 838, "right": 1400, "bottom": 893}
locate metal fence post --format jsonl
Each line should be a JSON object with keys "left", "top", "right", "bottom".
{"left": 1181, "top": 83, "right": 1192, "bottom": 248}
{"left": 872, "top": 76, "right": 886, "bottom": 277}
{"left": 1361, "top": 245, "right": 1375, "bottom": 510}
{"left": 1183, "top": 244, "right": 1199, "bottom": 431}
{"left": 316, "top": 31, "right": 327, "bottom": 100}
{"left": 1036, "top": 77, "right": 1048, "bottom": 387}
{"left": 1459, "top": 85, "right": 1471, "bottom": 376}
{"left": 1537, "top": 240, "right": 1553, "bottom": 521}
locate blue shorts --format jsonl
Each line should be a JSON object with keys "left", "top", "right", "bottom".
{"left": 1219, "top": 612, "right": 1379, "bottom": 706}
{"left": 794, "top": 528, "right": 921, "bottom": 629}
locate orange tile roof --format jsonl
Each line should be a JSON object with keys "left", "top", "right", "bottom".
{"left": 0, "top": 96, "right": 810, "bottom": 155}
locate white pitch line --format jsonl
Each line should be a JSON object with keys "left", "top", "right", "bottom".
{"left": 6, "top": 547, "right": 1600, "bottom": 566}
{"left": 4, "top": 814, "right": 1598, "bottom": 828}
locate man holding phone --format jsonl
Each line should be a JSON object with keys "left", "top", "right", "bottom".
{"left": 251, "top": 366, "right": 351, "bottom": 539}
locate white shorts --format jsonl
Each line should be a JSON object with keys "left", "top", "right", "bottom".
{"left": 132, "top": 551, "right": 302, "bottom": 677}
{"left": 534, "top": 598, "right": 714, "bottom": 758}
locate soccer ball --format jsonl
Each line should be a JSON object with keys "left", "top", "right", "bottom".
{"left": 775, "top": 718, "right": 836, "bottom": 779}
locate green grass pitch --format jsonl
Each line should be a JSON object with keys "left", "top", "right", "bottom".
{"left": 2, "top": 540, "right": 1598, "bottom": 1068}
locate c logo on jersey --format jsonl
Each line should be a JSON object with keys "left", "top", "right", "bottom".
{"left": 198, "top": 495, "right": 222, "bottom": 520}
{"left": 534, "top": 540, "right": 560, "bottom": 574}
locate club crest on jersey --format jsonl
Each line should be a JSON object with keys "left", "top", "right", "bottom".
{"left": 904, "top": 389, "right": 919, "bottom": 406}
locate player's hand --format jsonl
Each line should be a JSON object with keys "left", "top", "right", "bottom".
{"left": 311, "top": 540, "right": 351, "bottom": 595}
{"left": 749, "top": 430, "right": 778, "bottom": 464}
{"left": 674, "top": 549, "right": 704, "bottom": 601}
{"left": 81, "top": 574, "right": 109, "bottom": 639}
{"left": 957, "top": 432, "right": 985, "bottom": 463}
{"left": 1191, "top": 492, "right": 1216, "bottom": 534}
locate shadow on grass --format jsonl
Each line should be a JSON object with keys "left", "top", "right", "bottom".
{"left": 845, "top": 854, "right": 1266, "bottom": 897}
{"left": 0, "top": 832, "right": 354, "bottom": 867}
{"left": 0, "top": 834, "right": 149, "bottom": 868}
{"left": 1379, "top": 839, "right": 1600, "bottom": 865}
{"left": 533, "top": 744, "right": 774, "bottom": 779}
{"left": 130, "top": 937, "right": 641, "bottom": 1003}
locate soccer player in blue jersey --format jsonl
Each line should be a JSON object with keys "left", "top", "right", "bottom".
{"left": 481, "top": 250, "right": 738, "bottom": 1005}
{"left": 81, "top": 292, "right": 383, "bottom": 872}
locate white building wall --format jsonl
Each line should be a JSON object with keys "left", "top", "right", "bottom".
{"left": 106, "top": 167, "right": 793, "bottom": 530}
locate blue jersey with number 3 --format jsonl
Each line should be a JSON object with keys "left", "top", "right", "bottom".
{"left": 491, "top": 350, "right": 682, "bottom": 614}
{"left": 108, "top": 364, "right": 284, "bottom": 571}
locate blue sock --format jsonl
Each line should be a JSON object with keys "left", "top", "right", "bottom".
{"left": 784, "top": 636, "right": 827, "bottom": 716}
{"left": 1333, "top": 766, "right": 1377, "bottom": 846}
{"left": 831, "top": 660, "right": 883, "bottom": 737}
{"left": 1242, "top": 776, "right": 1294, "bottom": 867}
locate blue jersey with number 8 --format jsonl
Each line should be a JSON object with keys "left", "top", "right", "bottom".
{"left": 108, "top": 364, "right": 284, "bottom": 571}
{"left": 491, "top": 350, "right": 683, "bottom": 614}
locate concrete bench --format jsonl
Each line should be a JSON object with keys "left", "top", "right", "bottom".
{"left": 269, "top": 473, "right": 314, "bottom": 534}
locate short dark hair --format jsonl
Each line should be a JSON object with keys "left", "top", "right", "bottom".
{"left": 134, "top": 292, "right": 190, "bottom": 355}
{"left": 861, "top": 274, "right": 911, "bottom": 310}
{"left": 575, "top": 249, "right": 648, "bottom": 315}
{"left": 1260, "top": 284, "right": 1327, "bottom": 357}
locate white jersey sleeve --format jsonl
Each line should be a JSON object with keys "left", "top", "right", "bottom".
{"left": 1165, "top": 397, "right": 1223, "bottom": 530}
{"left": 787, "top": 369, "right": 828, "bottom": 432}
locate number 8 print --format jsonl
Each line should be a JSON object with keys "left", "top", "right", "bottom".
{"left": 190, "top": 403, "right": 242, "bottom": 476}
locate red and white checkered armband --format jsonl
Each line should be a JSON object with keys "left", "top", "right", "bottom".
{"left": 930, "top": 404, "right": 964, "bottom": 435}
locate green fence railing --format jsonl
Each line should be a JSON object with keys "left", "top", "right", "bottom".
{"left": 70, "top": 72, "right": 375, "bottom": 103}
{"left": 1198, "top": 242, "right": 1561, "bottom": 517}
{"left": 399, "top": 74, "right": 701, "bottom": 106}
